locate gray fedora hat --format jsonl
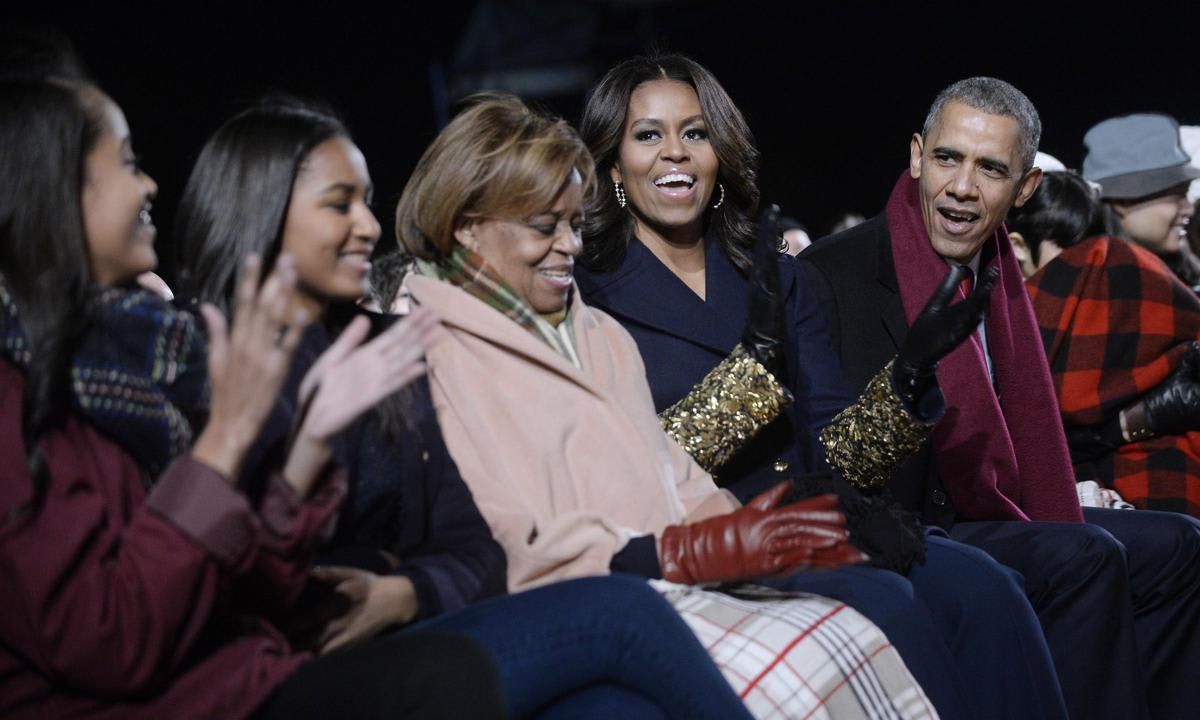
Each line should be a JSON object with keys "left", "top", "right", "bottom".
{"left": 1082, "top": 113, "right": 1200, "bottom": 199}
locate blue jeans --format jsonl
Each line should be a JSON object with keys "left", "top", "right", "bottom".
{"left": 1083, "top": 508, "right": 1200, "bottom": 720}
{"left": 414, "top": 574, "right": 751, "bottom": 719}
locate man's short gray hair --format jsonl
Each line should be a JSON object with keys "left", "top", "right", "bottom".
{"left": 922, "top": 77, "right": 1041, "bottom": 172}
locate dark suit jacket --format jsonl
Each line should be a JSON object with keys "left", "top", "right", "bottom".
{"left": 799, "top": 214, "right": 957, "bottom": 528}
{"left": 576, "top": 234, "right": 856, "bottom": 502}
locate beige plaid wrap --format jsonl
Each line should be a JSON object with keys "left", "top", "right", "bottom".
{"left": 650, "top": 581, "right": 937, "bottom": 719}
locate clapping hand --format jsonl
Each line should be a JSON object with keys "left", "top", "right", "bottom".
{"left": 193, "top": 254, "right": 311, "bottom": 480}
{"left": 283, "top": 307, "right": 443, "bottom": 496}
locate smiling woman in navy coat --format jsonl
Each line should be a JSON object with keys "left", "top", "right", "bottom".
{"left": 577, "top": 230, "right": 847, "bottom": 500}
{"left": 575, "top": 51, "right": 1071, "bottom": 720}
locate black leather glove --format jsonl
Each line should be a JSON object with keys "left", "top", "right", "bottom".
{"left": 1144, "top": 341, "right": 1200, "bottom": 436}
{"left": 893, "top": 264, "right": 998, "bottom": 406}
{"left": 788, "top": 473, "right": 927, "bottom": 575}
{"left": 742, "top": 204, "right": 786, "bottom": 376}
{"left": 1064, "top": 422, "right": 1124, "bottom": 462}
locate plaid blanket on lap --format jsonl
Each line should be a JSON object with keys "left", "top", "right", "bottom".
{"left": 1026, "top": 235, "right": 1200, "bottom": 515}
{"left": 651, "top": 581, "right": 936, "bottom": 720}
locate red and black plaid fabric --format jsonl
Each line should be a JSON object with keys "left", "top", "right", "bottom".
{"left": 1026, "top": 235, "right": 1200, "bottom": 516}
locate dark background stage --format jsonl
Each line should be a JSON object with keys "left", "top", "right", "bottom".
{"left": 5, "top": 1, "right": 1197, "bottom": 283}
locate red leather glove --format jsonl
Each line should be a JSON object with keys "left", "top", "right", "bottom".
{"left": 659, "top": 481, "right": 862, "bottom": 584}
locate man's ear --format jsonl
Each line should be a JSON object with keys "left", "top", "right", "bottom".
{"left": 1012, "top": 166, "right": 1043, "bottom": 209}
{"left": 909, "top": 133, "right": 924, "bottom": 179}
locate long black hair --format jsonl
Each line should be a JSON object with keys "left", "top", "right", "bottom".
{"left": 0, "top": 80, "right": 102, "bottom": 513}
{"left": 176, "top": 97, "right": 348, "bottom": 314}
{"left": 579, "top": 52, "right": 760, "bottom": 273}
{"left": 176, "top": 98, "right": 416, "bottom": 441}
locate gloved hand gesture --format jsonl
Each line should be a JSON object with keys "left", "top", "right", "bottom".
{"left": 1145, "top": 341, "right": 1200, "bottom": 436}
{"left": 742, "top": 204, "right": 787, "bottom": 376}
{"left": 893, "top": 264, "right": 998, "bottom": 404}
{"left": 659, "top": 481, "right": 864, "bottom": 585}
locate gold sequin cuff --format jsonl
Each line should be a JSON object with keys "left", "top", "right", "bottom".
{"left": 658, "top": 344, "right": 792, "bottom": 472}
{"left": 820, "top": 359, "right": 934, "bottom": 490}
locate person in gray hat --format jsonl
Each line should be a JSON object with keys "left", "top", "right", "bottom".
{"left": 1083, "top": 113, "right": 1200, "bottom": 285}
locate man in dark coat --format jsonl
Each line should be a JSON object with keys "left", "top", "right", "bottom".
{"left": 800, "top": 76, "right": 1200, "bottom": 720}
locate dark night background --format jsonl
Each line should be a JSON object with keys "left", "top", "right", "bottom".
{"left": 4, "top": 1, "right": 1197, "bottom": 285}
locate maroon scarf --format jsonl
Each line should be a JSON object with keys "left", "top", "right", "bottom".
{"left": 887, "top": 172, "right": 1083, "bottom": 522}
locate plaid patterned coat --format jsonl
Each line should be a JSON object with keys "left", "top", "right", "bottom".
{"left": 1026, "top": 235, "right": 1200, "bottom": 515}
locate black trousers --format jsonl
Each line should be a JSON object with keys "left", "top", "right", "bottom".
{"left": 1084, "top": 508, "right": 1200, "bottom": 720}
{"left": 951, "top": 507, "right": 1200, "bottom": 720}
{"left": 255, "top": 631, "right": 506, "bottom": 720}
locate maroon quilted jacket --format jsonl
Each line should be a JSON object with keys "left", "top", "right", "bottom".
{"left": 0, "top": 359, "right": 345, "bottom": 719}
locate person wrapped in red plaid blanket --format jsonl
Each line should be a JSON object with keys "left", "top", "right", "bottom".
{"left": 1016, "top": 171, "right": 1200, "bottom": 516}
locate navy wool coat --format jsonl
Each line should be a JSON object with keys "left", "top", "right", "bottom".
{"left": 576, "top": 234, "right": 857, "bottom": 502}
{"left": 247, "top": 314, "right": 507, "bottom": 620}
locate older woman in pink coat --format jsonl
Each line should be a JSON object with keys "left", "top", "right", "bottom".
{"left": 375, "top": 92, "right": 945, "bottom": 720}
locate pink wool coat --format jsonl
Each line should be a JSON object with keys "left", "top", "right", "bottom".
{"left": 407, "top": 276, "right": 738, "bottom": 591}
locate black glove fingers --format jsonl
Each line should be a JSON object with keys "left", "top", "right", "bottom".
{"left": 757, "top": 204, "right": 782, "bottom": 258}
{"left": 972, "top": 266, "right": 1000, "bottom": 301}
{"left": 925, "top": 265, "right": 967, "bottom": 315}
{"left": 741, "top": 205, "right": 787, "bottom": 371}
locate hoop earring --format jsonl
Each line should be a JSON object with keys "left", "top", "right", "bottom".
{"left": 614, "top": 181, "right": 627, "bottom": 209}
{"left": 710, "top": 182, "right": 725, "bottom": 210}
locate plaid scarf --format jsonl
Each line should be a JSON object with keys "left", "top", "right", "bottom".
{"left": 886, "top": 172, "right": 1083, "bottom": 522}
{"left": 1027, "top": 235, "right": 1200, "bottom": 516}
{"left": 415, "top": 246, "right": 580, "bottom": 366}
{"left": 0, "top": 277, "right": 209, "bottom": 480}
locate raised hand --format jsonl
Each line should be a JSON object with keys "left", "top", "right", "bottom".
{"left": 283, "top": 307, "right": 443, "bottom": 496}
{"left": 193, "top": 254, "right": 311, "bottom": 480}
{"left": 742, "top": 204, "right": 787, "bottom": 376}
{"left": 893, "top": 264, "right": 998, "bottom": 405}
{"left": 659, "top": 481, "right": 864, "bottom": 585}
